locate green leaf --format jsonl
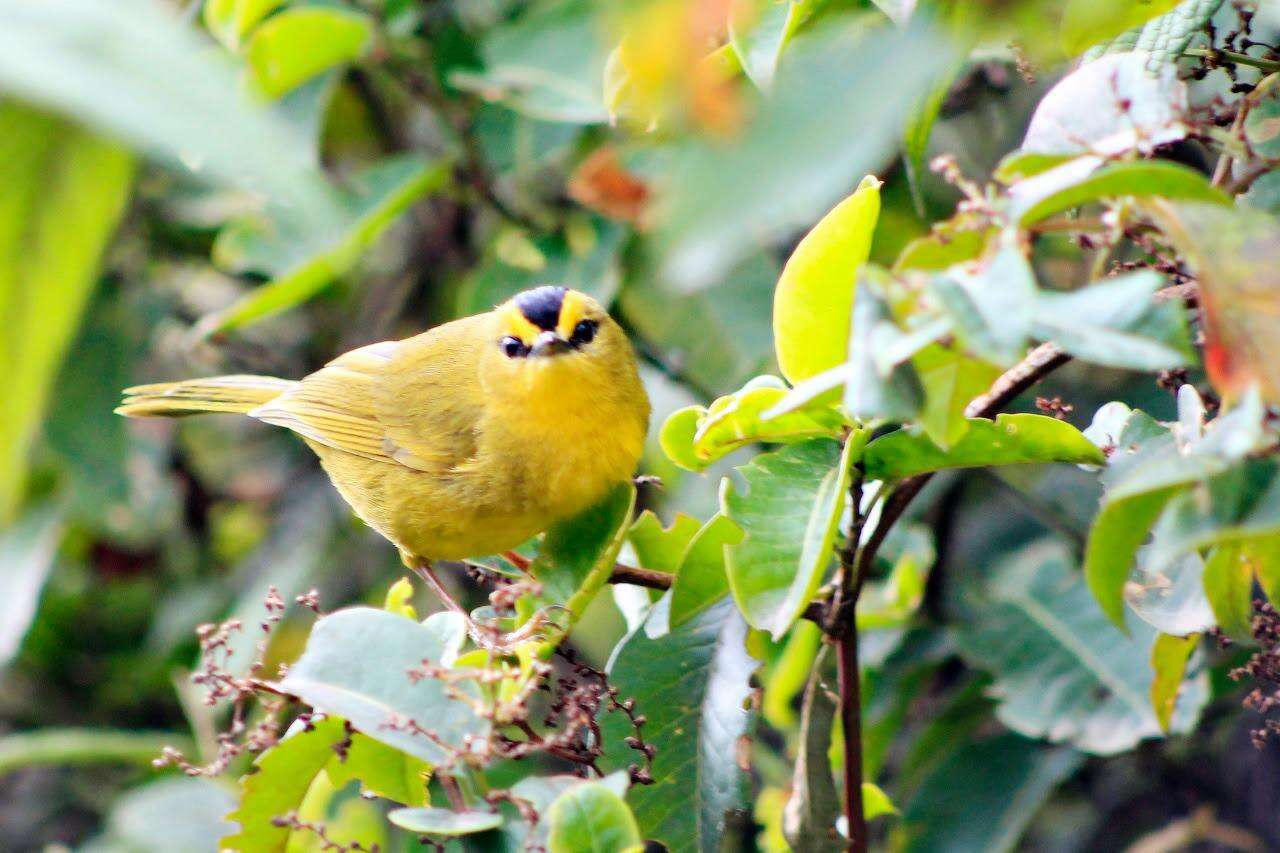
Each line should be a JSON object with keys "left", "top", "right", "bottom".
{"left": 658, "top": 19, "right": 955, "bottom": 288}
{"left": 277, "top": 608, "right": 485, "bottom": 764}
{"left": 698, "top": 382, "right": 846, "bottom": 462}
{"left": 1150, "top": 632, "right": 1199, "bottom": 733}
{"left": 0, "top": 503, "right": 62, "bottom": 666}
{"left": 862, "top": 783, "right": 898, "bottom": 820}
{"left": 1014, "top": 160, "right": 1229, "bottom": 225}
{"left": 729, "top": 0, "right": 810, "bottom": 91}
{"left": 601, "top": 599, "right": 755, "bottom": 852}
{"left": 530, "top": 482, "right": 636, "bottom": 620}
{"left": 0, "top": 728, "right": 191, "bottom": 776}
{"left": 863, "top": 414, "right": 1104, "bottom": 481}
{"left": 92, "top": 777, "right": 237, "bottom": 853}
{"left": 1147, "top": 459, "right": 1280, "bottom": 570}
{"left": 723, "top": 437, "right": 856, "bottom": 639}
{"left": 1125, "top": 549, "right": 1214, "bottom": 637}
{"left": 660, "top": 406, "right": 707, "bottom": 472}
{"left": 903, "top": 62, "right": 964, "bottom": 214}
{"left": 773, "top": 175, "right": 882, "bottom": 385}
{"left": 0, "top": 0, "right": 346, "bottom": 233}
{"left": 930, "top": 234, "right": 1036, "bottom": 367}
{"left": 629, "top": 510, "right": 702, "bottom": 575}
{"left": 388, "top": 808, "right": 504, "bottom": 836}
{"left": 955, "top": 540, "right": 1207, "bottom": 754}
{"left": 762, "top": 619, "right": 823, "bottom": 729}
{"left": 913, "top": 346, "right": 1000, "bottom": 449}
{"left": 450, "top": 0, "right": 610, "bottom": 124}
{"left": 1203, "top": 542, "right": 1255, "bottom": 639}
{"left": 1246, "top": 537, "right": 1280, "bottom": 612}
{"left": 1060, "top": 0, "right": 1179, "bottom": 55}
{"left": 1032, "top": 271, "right": 1193, "bottom": 371}
{"left": 0, "top": 104, "right": 133, "bottom": 523}
{"left": 844, "top": 269, "right": 924, "bottom": 422}
{"left": 901, "top": 735, "right": 1083, "bottom": 853}
{"left": 326, "top": 733, "right": 430, "bottom": 806}
{"left": 782, "top": 646, "right": 841, "bottom": 853}
{"left": 546, "top": 782, "right": 643, "bottom": 853}
{"left": 1087, "top": 488, "right": 1181, "bottom": 629}
{"left": 200, "top": 154, "right": 451, "bottom": 335}
{"left": 246, "top": 7, "right": 373, "bottom": 99}
{"left": 670, "top": 514, "right": 743, "bottom": 630}
{"left": 203, "top": 0, "right": 284, "bottom": 51}
{"left": 992, "top": 151, "right": 1077, "bottom": 185}
{"left": 223, "top": 717, "right": 350, "bottom": 852}
{"left": 893, "top": 221, "right": 994, "bottom": 273}
{"left": 1086, "top": 0, "right": 1225, "bottom": 69}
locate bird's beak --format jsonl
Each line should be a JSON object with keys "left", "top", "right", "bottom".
{"left": 530, "top": 330, "right": 570, "bottom": 357}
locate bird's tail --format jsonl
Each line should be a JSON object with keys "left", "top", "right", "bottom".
{"left": 116, "top": 375, "right": 297, "bottom": 418}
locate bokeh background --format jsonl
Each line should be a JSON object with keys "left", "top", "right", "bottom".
{"left": 5, "top": 0, "right": 1280, "bottom": 850}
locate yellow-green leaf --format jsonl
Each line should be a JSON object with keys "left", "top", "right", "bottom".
{"left": 1150, "top": 632, "right": 1198, "bottom": 732}
{"left": 246, "top": 7, "right": 374, "bottom": 99}
{"left": 774, "top": 175, "right": 882, "bottom": 385}
{"left": 203, "top": 0, "right": 283, "bottom": 51}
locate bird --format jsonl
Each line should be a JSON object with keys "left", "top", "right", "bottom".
{"left": 118, "top": 286, "right": 651, "bottom": 631}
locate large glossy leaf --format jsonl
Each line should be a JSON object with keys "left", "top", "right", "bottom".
{"left": 629, "top": 510, "right": 701, "bottom": 575}
{"left": 0, "top": 0, "right": 346, "bottom": 232}
{"left": 0, "top": 104, "right": 133, "bottom": 523}
{"left": 657, "top": 18, "right": 954, "bottom": 288}
{"left": 1031, "top": 271, "right": 1193, "bottom": 371}
{"left": 201, "top": 154, "right": 451, "bottom": 335}
{"left": 913, "top": 346, "right": 1000, "bottom": 449}
{"left": 1147, "top": 459, "right": 1280, "bottom": 570}
{"left": 863, "top": 414, "right": 1104, "bottom": 481}
{"left": 277, "top": 608, "right": 483, "bottom": 764}
{"left": 956, "top": 540, "right": 1207, "bottom": 755}
{"left": 245, "top": 7, "right": 373, "bottom": 99}
{"left": 900, "top": 734, "right": 1082, "bottom": 853}
{"left": 1124, "top": 548, "right": 1214, "bottom": 636}
{"left": 546, "top": 782, "right": 643, "bottom": 853}
{"left": 773, "top": 175, "right": 881, "bottom": 385}
{"left": 723, "top": 437, "right": 855, "bottom": 639}
{"left": 670, "top": 514, "right": 742, "bottom": 629}
{"left": 601, "top": 599, "right": 754, "bottom": 853}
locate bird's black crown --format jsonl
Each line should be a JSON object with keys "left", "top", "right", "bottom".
{"left": 515, "top": 286, "right": 567, "bottom": 331}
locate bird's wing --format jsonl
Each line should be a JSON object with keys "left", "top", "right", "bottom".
{"left": 249, "top": 322, "right": 485, "bottom": 471}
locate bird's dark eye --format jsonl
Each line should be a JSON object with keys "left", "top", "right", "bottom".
{"left": 570, "top": 319, "right": 598, "bottom": 347}
{"left": 501, "top": 336, "right": 529, "bottom": 358}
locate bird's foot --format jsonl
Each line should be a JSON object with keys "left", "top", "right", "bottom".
{"left": 408, "top": 556, "right": 559, "bottom": 654}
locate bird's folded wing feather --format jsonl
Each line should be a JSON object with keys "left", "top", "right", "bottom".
{"left": 248, "top": 327, "right": 483, "bottom": 472}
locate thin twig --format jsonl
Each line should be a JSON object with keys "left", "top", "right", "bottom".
{"left": 1185, "top": 47, "right": 1280, "bottom": 74}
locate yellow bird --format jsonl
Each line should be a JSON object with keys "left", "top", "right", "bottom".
{"left": 118, "top": 286, "right": 650, "bottom": 601}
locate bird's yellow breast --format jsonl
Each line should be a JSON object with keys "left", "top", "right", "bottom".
{"left": 307, "top": 309, "right": 649, "bottom": 561}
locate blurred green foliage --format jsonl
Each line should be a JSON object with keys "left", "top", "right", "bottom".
{"left": 4, "top": 0, "right": 1280, "bottom": 851}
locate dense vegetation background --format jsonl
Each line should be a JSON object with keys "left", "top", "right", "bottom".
{"left": 6, "top": 0, "right": 1280, "bottom": 850}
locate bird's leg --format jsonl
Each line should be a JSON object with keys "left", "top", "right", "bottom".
{"left": 406, "top": 555, "right": 548, "bottom": 653}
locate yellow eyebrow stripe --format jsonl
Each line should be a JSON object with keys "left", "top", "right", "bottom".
{"left": 557, "top": 290, "right": 588, "bottom": 340}
{"left": 498, "top": 303, "right": 541, "bottom": 342}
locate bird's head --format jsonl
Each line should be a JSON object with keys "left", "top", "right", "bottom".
{"left": 482, "top": 285, "right": 645, "bottom": 416}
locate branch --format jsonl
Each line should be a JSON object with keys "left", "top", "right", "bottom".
{"left": 1185, "top": 47, "right": 1280, "bottom": 74}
